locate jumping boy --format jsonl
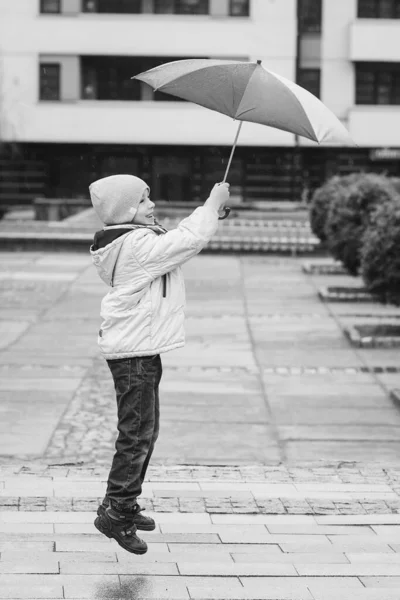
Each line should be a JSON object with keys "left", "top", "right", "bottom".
{"left": 89, "top": 174, "right": 229, "bottom": 555}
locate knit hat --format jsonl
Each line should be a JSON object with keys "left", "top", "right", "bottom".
{"left": 89, "top": 174, "right": 150, "bottom": 225}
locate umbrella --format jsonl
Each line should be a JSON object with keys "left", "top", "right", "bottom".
{"left": 133, "top": 58, "right": 354, "bottom": 219}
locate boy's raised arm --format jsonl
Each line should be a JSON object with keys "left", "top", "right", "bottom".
{"left": 131, "top": 183, "right": 229, "bottom": 278}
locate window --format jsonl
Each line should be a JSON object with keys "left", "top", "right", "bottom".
{"left": 81, "top": 57, "right": 140, "bottom": 100}
{"left": 230, "top": 0, "right": 250, "bottom": 16}
{"left": 82, "top": 0, "right": 142, "bottom": 13}
{"left": 81, "top": 56, "right": 192, "bottom": 101}
{"left": 40, "top": 0, "right": 61, "bottom": 13}
{"left": 39, "top": 63, "right": 61, "bottom": 101}
{"left": 356, "top": 63, "right": 400, "bottom": 104}
{"left": 358, "top": 0, "right": 400, "bottom": 18}
{"left": 298, "top": 0, "right": 322, "bottom": 33}
{"left": 298, "top": 68, "right": 320, "bottom": 98}
{"left": 154, "top": 0, "right": 209, "bottom": 14}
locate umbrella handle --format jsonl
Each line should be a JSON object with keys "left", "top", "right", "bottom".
{"left": 218, "top": 121, "right": 243, "bottom": 220}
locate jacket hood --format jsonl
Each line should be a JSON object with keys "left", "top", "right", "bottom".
{"left": 89, "top": 174, "right": 149, "bottom": 226}
{"left": 90, "top": 223, "right": 167, "bottom": 287}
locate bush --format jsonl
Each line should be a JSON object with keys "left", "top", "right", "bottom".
{"left": 309, "top": 174, "right": 361, "bottom": 243}
{"left": 390, "top": 177, "right": 400, "bottom": 195}
{"left": 324, "top": 173, "right": 399, "bottom": 276}
{"left": 360, "top": 198, "right": 400, "bottom": 305}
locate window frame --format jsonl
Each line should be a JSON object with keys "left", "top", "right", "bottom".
{"left": 39, "top": 63, "right": 61, "bottom": 101}
{"left": 297, "top": 68, "right": 321, "bottom": 99}
{"left": 82, "top": 0, "right": 142, "bottom": 13}
{"left": 153, "top": 0, "right": 209, "bottom": 14}
{"left": 356, "top": 62, "right": 400, "bottom": 104}
{"left": 80, "top": 55, "right": 195, "bottom": 101}
{"left": 298, "top": 0, "right": 322, "bottom": 33}
{"left": 229, "top": 0, "right": 250, "bottom": 17}
{"left": 40, "top": 0, "right": 61, "bottom": 13}
{"left": 358, "top": 0, "right": 400, "bottom": 18}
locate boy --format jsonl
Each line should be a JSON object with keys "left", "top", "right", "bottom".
{"left": 89, "top": 174, "right": 229, "bottom": 554}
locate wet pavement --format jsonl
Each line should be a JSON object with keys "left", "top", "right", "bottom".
{"left": 0, "top": 251, "right": 400, "bottom": 466}
{"left": 2, "top": 245, "right": 400, "bottom": 598}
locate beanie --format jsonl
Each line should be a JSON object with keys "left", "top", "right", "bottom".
{"left": 89, "top": 174, "right": 150, "bottom": 225}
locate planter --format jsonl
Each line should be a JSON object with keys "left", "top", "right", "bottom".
{"left": 302, "top": 261, "right": 347, "bottom": 275}
{"left": 319, "top": 286, "right": 378, "bottom": 303}
{"left": 345, "top": 324, "right": 400, "bottom": 348}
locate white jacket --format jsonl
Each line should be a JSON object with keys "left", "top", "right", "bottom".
{"left": 90, "top": 205, "right": 219, "bottom": 359}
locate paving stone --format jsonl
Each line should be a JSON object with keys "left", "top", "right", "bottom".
{"left": 346, "top": 552, "right": 400, "bottom": 563}
{"left": 310, "top": 591, "right": 400, "bottom": 600}
{"left": 266, "top": 524, "right": 374, "bottom": 535}
{"left": 60, "top": 561, "right": 179, "bottom": 574}
{"left": 255, "top": 498, "right": 286, "bottom": 513}
{"left": 218, "top": 532, "right": 332, "bottom": 545}
{"left": 178, "top": 562, "right": 297, "bottom": 576}
{"left": 119, "top": 575, "right": 189, "bottom": 599}
{"left": 359, "top": 576, "right": 400, "bottom": 587}
{"left": 118, "top": 533, "right": 220, "bottom": 544}
{"left": 0, "top": 542, "right": 54, "bottom": 552}
{"left": 178, "top": 499, "right": 206, "bottom": 512}
{"left": 232, "top": 552, "right": 349, "bottom": 563}
{"left": 62, "top": 574, "right": 121, "bottom": 599}
{"left": 297, "top": 563, "right": 400, "bottom": 576}
{"left": 279, "top": 540, "right": 366, "bottom": 552}
{"left": 0, "top": 561, "right": 59, "bottom": 574}
{"left": 211, "top": 514, "right": 318, "bottom": 524}
{"left": 55, "top": 540, "right": 169, "bottom": 553}
{"left": 315, "top": 515, "right": 400, "bottom": 525}
{"left": 0, "top": 523, "right": 54, "bottom": 534}
{"left": 116, "top": 550, "right": 234, "bottom": 563}
{"left": 0, "top": 574, "right": 62, "bottom": 599}
{"left": 0, "top": 512, "right": 94, "bottom": 523}
{"left": 1, "top": 550, "right": 116, "bottom": 563}
{"left": 239, "top": 577, "right": 314, "bottom": 598}
{"left": 159, "top": 524, "right": 268, "bottom": 534}
{"left": 45, "top": 498, "right": 73, "bottom": 511}
{"left": 184, "top": 576, "right": 245, "bottom": 599}
{"left": 168, "top": 543, "right": 282, "bottom": 554}
{"left": 372, "top": 525, "right": 400, "bottom": 536}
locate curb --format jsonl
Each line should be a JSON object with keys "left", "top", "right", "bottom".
{"left": 318, "top": 286, "right": 377, "bottom": 303}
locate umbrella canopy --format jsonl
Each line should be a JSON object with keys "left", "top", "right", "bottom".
{"left": 133, "top": 58, "right": 354, "bottom": 146}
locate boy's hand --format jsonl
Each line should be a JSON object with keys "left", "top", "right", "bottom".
{"left": 205, "top": 182, "right": 230, "bottom": 213}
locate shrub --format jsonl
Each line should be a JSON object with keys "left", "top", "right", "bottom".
{"left": 390, "top": 177, "right": 400, "bottom": 195}
{"left": 360, "top": 198, "right": 400, "bottom": 305}
{"left": 324, "top": 173, "right": 399, "bottom": 276}
{"left": 309, "top": 173, "right": 361, "bottom": 243}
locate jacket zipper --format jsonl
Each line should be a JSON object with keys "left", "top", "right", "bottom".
{"left": 163, "top": 274, "right": 167, "bottom": 298}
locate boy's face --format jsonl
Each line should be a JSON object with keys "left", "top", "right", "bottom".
{"left": 132, "top": 188, "right": 155, "bottom": 225}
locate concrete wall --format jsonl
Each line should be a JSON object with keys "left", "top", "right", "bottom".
{"left": 349, "top": 106, "right": 400, "bottom": 146}
{"left": 350, "top": 20, "right": 400, "bottom": 62}
{"left": 320, "top": 0, "right": 357, "bottom": 121}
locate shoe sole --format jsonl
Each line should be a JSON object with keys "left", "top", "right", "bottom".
{"left": 94, "top": 516, "right": 148, "bottom": 555}
{"left": 97, "top": 506, "right": 156, "bottom": 531}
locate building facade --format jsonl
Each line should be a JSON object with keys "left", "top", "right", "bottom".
{"left": 0, "top": 0, "right": 400, "bottom": 208}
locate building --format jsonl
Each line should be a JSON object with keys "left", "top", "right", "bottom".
{"left": 0, "top": 0, "right": 400, "bottom": 211}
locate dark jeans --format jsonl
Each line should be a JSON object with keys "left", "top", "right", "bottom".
{"left": 101, "top": 354, "right": 162, "bottom": 513}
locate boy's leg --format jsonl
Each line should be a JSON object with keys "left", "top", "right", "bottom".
{"left": 103, "top": 355, "right": 161, "bottom": 513}
{"left": 139, "top": 355, "right": 162, "bottom": 484}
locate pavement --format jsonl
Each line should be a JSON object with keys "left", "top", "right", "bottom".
{"left": 2, "top": 242, "right": 400, "bottom": 597}
{"left": 3, "top": 464, "right": 400, "bottom": 598}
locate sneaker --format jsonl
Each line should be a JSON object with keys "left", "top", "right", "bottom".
{"left": 97, "top": 502, "right": 156, "bottom": 531}
{"left": 94, "top": 507, "right": 148, "bottom": 555}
